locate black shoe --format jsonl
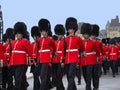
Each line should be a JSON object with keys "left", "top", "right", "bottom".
{"left": 116, "top": 72, "right": 119, "bottom": 75}
{"left": 25, "top": 82, "right": 29, "bottom": 88}
{"left": 2, "top": 88, "right": 6, "bottom": 90}
{"left": 49, "top": 83, "right": 55, "bottom": 89}
{"left": 77, "top": 81, "right": 81, "bottom": 85}
{"left": 113, "top": 74, "right": 115, "bottom": 77}
{"left": 104, "top": 72, "right": 107, "bottom": 75}
{"left": 93, "top": 88, "right": 99, "bottom": 90}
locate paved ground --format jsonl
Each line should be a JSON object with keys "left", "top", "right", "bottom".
{"left": 27, "top": 71, "right": 120, "bottom": 90}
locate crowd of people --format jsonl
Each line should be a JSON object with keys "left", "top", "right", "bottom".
{"left": 0, "top": 17, "right": 120, "bottom": 90}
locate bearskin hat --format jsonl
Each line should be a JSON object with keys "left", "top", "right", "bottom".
{"left": 23, "top": 31, "right": 30, "bottom": 40}
{"left": 114, "top": 37, "right": 119, "bottom": 43}
{"left": 102, "top": 38, "right": 107, "bottom": 44}
{"left": 2, "top": 34, "right": 7, "bottom": 42}
{"left": 106, "top": 38, "right": 110, "bottom": 44}
{"left": 66, "top": 32, "right": 69, "bottom": 36}
{"left": 81, "top": 23, "right": 91, "bottom": 35}
{"left": 65, "top": 17, "right": 78, "bottom": 31}
{"left": 38, "top": 18, "right": 51, "bottom": 32}
{"left": 31, "top": 26, "right": 41, "bottom": 37}
{"left": 117, "top": 37, "right": 120, "bottom": 42}
{"left": 48, "top": 31, "right": 52, "bottom": 37}
{"left": 91, "top": 24, "right": 99, "bottom": 37}
{"left": 14, "top": 22, "right": 27, "bottom": 35}
{"left": 110, "top": 38, "right": 116, "bottom": 44}
{"left": 6, "top": 28, "right": 15, "bottom": 40}
{"left": 52, "top": 35, "right": 58, "bottom": 41}
{"left": 54, "top": 24, "right": 65, "bottom": 35}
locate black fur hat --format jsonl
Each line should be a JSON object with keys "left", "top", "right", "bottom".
{"left": 91, "top": 24, "right": 99, "bottom": 37}
{"left": 81, "top": 23, "right": 91, "bottom": 35}
{"left": 102, "top": 38, "right": 107, "bottom": 44}
{"left": 38, "top": 18, "right": 51, "bottom": 32}
{"left": 110, "top": 38, "right": 116, "bottom": 44}
{"left": 48, "top": 31, "right": 52, "bottom": 37}
{"left": 14, "top": 22, "right": 27, "bottom": 35}
{"left": 31, "top": 26, "right": 41, "bottom": 37}
{"left": 114, "top": 37, "right": 119, "bottom": 43}
{"left": 2, "top": 34, "right": 7, "bottom": 42}
{"left": 54, "top": 24, "right": 65, "bottom": 35}
{"left": 23, "top": 31, "right": 30, "bottom": 40}
{"left": 117, "top": 37, "right": 120, "bottom": 42}
{"left": 6, "top": 28, "right": 15, "bottom": 40}
{"left": 106, "top": 38, "right": 110, "bottom": 44}
{"left": 52, "top": 35, "right": 58, "bottom": 41}
{"left": 65, "top": 17, "right": 78, "bottom": 31}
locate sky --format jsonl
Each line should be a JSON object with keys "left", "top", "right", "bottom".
{"left": 1, "top": 0, "right": 120, "bottom": 41}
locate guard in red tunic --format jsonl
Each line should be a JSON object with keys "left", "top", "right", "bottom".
{"left": 91, "top": 24, "right": 102, "bottom": 90}
{"left": 81, "top": 23, "right": 100, "bottom": 90}
{"left": 105, "top": 38, "right": 111, "bottom": 71}
{"left": 30, "top": 26, "right": 41, "bottom": 90}
{"left": 117, "top": 38, "right": 120, "bottom": 67}
{"left": 0, "top": 42, "right": 4, "bottom": 88}
{"left": 20, "top": 31, "right": 30, "bottom": 89}
{"left": 2, "top": 28, "right": 15, "bottom": 90}
{"left": 114, "top": 38, "right": 120, "bottom": 75}
{"left": 102, "top": 38, "right": 109, "bottom": 75}
{"left": 9, "top": 22, "right": 31, "bottom": 90}
{"left": 38, "top": 19, "right": 56, "bottom": 90}
{"left": 0, "top": 42, "right": 4, "bottom": 68}
{"left": 0, "top": 43, "right": 4, "bottom": 63}
{"left": 52, "top": 24, "right": 65, "bottom": 90}
{"left": 65, "top": 17, "right": 85, "bottom": 90}
{"left": 108, "top": 38, "right": 119, "bottom": 77}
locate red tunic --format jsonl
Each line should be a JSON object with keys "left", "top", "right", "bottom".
{"left": 94, "top": 40, "right": 103, "bottom": 64}
{"left": 0, "top": 43, "right": 4, "bottom": 61}
{"left": 81, "top": 40, "right": 100, "bottom": 66}
{"left": 10, "top": 39, "right": 31, "bottom": 66}
{"left": 108, "top": 45, "right": 119, "bottom": 61}
{"left": 116, "top": 45, "right": 120, "bottom": 57}
{"left": 30, "top": 42, "right": 39, "bottom": 61}
{"left": 53, "top": 39, "right": 65, "bottom": 63}
{"left": 103, "top": 45, "right": 109, "bottom": 59}
{"left": 38, "top": 37, "right": 55, "bottom": 63}
{"left": 65, "top": 36, "right": 85, "bottom": 64}
{"left": 3, "top": 43, "right": 10, "bottom": 66}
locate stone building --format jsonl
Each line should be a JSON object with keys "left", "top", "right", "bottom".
{"left": 98, "top": 29, "right": 107, "bottom": 39}
{"left": 106, "top": 16, "right": 120, "bottom": 38}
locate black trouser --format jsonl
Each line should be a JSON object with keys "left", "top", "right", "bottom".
{"left": 0, "top": 67, "right": 2, "bottom": 90}
{"left": 93, "top": 64, "right": 100, "bottom": 90}
{"left": 21, "top": 65, "right": 29, "bottom": 90}
{"left": 110, "top": 60, "right": 117, "bottom": 76}
{"left": 118, "top": 57, "right": 120, "bottom": 66}
{"left": 66, "top": 63, "right": 77, "bottom": 90}
{"left": 7, "top": 66, "right": 14, "bottom": 90}
{"left": 33, "top": 63, "right": 41, "bottom": 90}
{"left": 2, "top": 66, "right": 9, "bottom": 89}
{"left": 102, "top": 59, "right": 107, "bottom": 74}
{"left": 106, "top": 60, "right": 110, "bottom": 71}
{"left": 52, "top": 63, "right": 65, "bottom": 90}
{"left": 115, "top": 60, "right": 119, "bottom": 74}
{"left": 98, "top": 64, "right": 102, "bottom": 77}
{"left": 51, "top": 64, "right": 57, "bottom": 86}
{"left": 82, "top": 65, "right": 93, "bottom": 90}
{"left": 39, "top": 63, "right": 50, "bottom": 90}
{"left": 76, "top": 66, "right": 81, "bottom": 84}
{"left": 9, "top": 65, "right": 26, "bottom": 90}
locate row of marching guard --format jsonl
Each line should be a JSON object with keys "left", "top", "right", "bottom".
{"left": 0, "top": 17, "right": 120, "bottom": 90}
